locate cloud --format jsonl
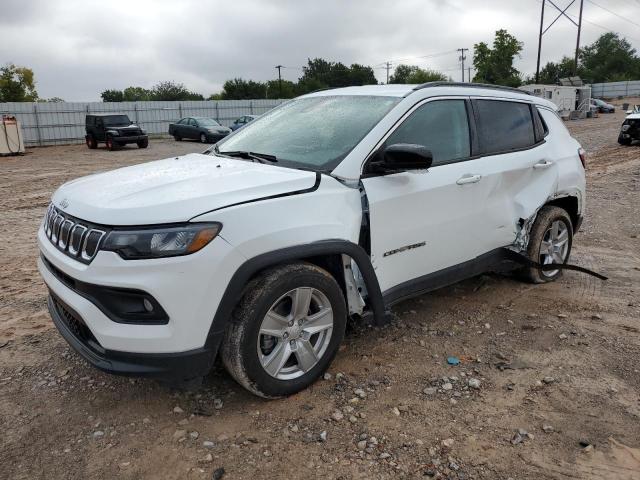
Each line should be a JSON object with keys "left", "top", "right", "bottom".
{"left": 0, "top": 0, "right": 637, "bottom": 101}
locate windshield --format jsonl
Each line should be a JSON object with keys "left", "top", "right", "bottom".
{"left": 197, "top": 118, "right": 221, "bottom": 127}
{"left": 216, "top": 95, "right": 400, "bottom": 171}
{"left": 103, "top": 115, "right": 131, "bottom": 126}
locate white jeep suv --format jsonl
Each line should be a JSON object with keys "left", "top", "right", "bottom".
{"left": 38, "top": 83, "right": 586, "bottom": 397}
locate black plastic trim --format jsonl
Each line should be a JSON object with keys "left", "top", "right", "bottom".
{"left": 411, "top": 81, "right": 531, "bottom": 96}
{"left": 204, "top": 239, "right": 386, "bottom": 347}
{"left": 48, "top": 293, "right": 217, "bottom": 380}
{"left": 41, "top": 255, "right": 169, "bottom": 325}
{"left": 190, "top": 172, "right": 321, "bottom": 219}
{"left": 383, "top": 249, "right": 509, "bottom": 306}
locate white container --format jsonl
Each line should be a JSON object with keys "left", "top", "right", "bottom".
{"left": 0, "top": 115, "right": 25, "bottom": 155}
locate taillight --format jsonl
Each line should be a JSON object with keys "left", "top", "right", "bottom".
{"left": 578, "top": 147, "right": 586, "bottom": 169}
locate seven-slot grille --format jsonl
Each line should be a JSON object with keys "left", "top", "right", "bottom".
{"left": 44, "top": 204, "right": 106, "bottom": 263}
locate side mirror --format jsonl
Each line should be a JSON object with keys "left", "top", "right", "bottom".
{"left": 371, "top": 143, "right": 433, "bottom": 173}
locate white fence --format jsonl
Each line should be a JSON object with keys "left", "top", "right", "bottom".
{"left": 0, "top": 99, "right": 286, "bottom": 146}
{"left": 591, "top": 80, "right": 640, "bottom": 99}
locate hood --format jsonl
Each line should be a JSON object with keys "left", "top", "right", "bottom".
{"left": 51, "top": 153, "right": 317, "bottom": 225}
{"left": 625, "top": 113, "right": 640, "bottom": 120}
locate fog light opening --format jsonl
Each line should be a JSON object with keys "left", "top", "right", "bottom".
{"left": 143, "top": 298, "right": 154, "bottom": 313}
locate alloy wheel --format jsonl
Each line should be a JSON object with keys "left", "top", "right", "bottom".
{"left": 539, "top": 220, "right": 570, "bottom": 277}
{"left": 257, "top": 287, "right": 334, "bottom": 380}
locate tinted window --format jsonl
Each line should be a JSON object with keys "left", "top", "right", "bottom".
{"left": 102, "top": 115, "right": 131, "bottom": 126}
{"left": 476, "top": 100, "right": 535, "bottom": 153}
{"left": 188, "top": 118, "right": 197, "bottom": 126}
{"left": 385, "top": 100, "right": 470, "bottom": 166}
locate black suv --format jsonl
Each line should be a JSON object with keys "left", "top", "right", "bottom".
{"left": 85, "top": 114, "right": 148, "bottom": 151}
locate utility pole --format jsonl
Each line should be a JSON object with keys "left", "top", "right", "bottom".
{"left": 574, "top": 0, "right": 584, "bottom": 75}
{"left": 457, "top": 48, "right": 468, "bottom": 82}
{"left": 535, "top": 0, "right": 546, "bottom": 83}
{"left": 468, "top": 67, "right": 472, "bottom": 83}
{"left": 385, "top": 62, "right": 392, "bottom": 84}
{"left": 275, "top": 65, "right": 283, "bottom": 98}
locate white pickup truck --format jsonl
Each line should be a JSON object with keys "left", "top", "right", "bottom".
{"left": 38, "top": 83, "right": 586, "bottom": 397}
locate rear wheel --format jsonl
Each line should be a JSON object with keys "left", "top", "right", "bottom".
{"left": 200, "top": 133, "right": 208, "bottom": 143}
{"left": 174, "top": 135, "right": 182, "bottom": 141}
{"left": 85, "top": 135, "right": 97, "bottom": 149}
{"left": 221, "top": 263, "right": 346, "bottom": 398}
{"left": 521, "top": 206, "right": 573, "bottom": 283}
{"left": 137, "top": 138, "right": 149, "bottom": 148}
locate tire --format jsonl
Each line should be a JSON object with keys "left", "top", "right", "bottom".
{"left": 521, "top": 206, "right": 573, "bottom": 284}
{"left": 221, "top": 262, "right": 347, "bottom": 398}
{"left": 618, "top": 134, "right": 632, "bottom": 146}
{"left": 200, "top": 133, "right": 208, "bottom": 144}
{"left": 174, "top": 135, "right": 182, "bottom": 141}
{"left": 137, "top": 138, "right": 149, "bottom": 148}
{"left": 105, "top": 136, "right": 116, "bottom": 151}
{"left": 85, "top": 136, "right": 97, "bottom": 149}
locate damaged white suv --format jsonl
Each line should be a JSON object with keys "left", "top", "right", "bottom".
{"left": 38, "top": 83, "right": 586, "bottom": 397}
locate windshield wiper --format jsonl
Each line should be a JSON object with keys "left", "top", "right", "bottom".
{"left": 216, "top": 150, "right": 278, "bottom": 164}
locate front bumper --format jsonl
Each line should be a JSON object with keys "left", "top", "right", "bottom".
{"left": 38, "top": 224, "right": 246, "bottom": 354}
{"left": 113, "top": 135, "right": 147, "bottom": 144}
{"left": 206, "top": 132, "right": 229, "bottom": 142}
{"left": 48, "top": 292, "right": 218, "bottom": 380}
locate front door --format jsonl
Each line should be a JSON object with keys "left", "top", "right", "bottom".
{"left": 362, "top": 98, "right": 508, "bottom": 294}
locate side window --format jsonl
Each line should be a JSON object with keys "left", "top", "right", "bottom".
{"left": 188, "top": 118, "right": 197, "bottom": 126}
{"left": 385, "top": 100, "right": 471, "bottom": 166}
{"left": 178, "top": 118, "right": 187, "bottom": 125}
{"left": 475, "top": 100, "right": 536, "bottom": 154}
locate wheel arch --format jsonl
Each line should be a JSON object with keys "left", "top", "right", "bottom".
{"left": 204, "top": 240, "right": 385, "bottom": 349}
{"left": 545, "top": 195, "right": 580, "bottom": 232}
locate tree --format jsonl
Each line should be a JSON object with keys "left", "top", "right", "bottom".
{"left": 534, "top": 56, "right": 576, "bottom": 84}
{"left": 0, "top": 64, "right": 38, "bottom": 102}
{"left": 220, "top": 78, "right": 267, "bottom": 100}
{"left": 100, "top": 89, "right": 124, "bottom": 102}
{"left": 123, "top": 86, "right": 151, "bottom": 101}
{"left": 299, "top": 58, "right": 377, "bottom": 90}
{"left": 579, "top": 32, "right": 640, "bottom": 83}
{"left": 266, "top": 79, "right": 297, "bottom": 99}
{"left": 38, "top": 97, "right": 65, "bottom": 103}
{"left": 473, "top": 29, "right": 523, "bottom": 87}
{"left": 389, "top": 64, "right": 448, "bottom": 83}
{"left": 150, "top": 81, "right": 203, "bottom": 101}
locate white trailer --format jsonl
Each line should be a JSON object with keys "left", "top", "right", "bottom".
{"left": 520, "top": 84, "right": 591, "bottom": 119}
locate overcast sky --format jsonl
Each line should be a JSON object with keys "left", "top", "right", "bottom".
{"left": 2, "top": 0, "right": 639, "bottom": 101}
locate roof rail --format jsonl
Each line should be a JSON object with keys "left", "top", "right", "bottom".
{"left": 411, "top": 81, "right": 530, "bottom": 96}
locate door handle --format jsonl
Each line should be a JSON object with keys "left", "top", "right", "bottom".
{"left": 533, "top": 160, "right": 554, "bottom": 169}
{"left": 456, "top": 174, "right": 482, "bottom": 185}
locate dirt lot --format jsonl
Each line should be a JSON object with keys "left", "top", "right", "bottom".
{"left": 1, "top": 110, "right": 639, "bottom": 480}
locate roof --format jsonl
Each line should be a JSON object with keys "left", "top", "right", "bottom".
{"left": 305, "top": 82, "right": 552, "bottom": 106}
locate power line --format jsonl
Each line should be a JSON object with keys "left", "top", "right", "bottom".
{"left": 372, "top": 49, "right": 458, "bottom": 67}
{"left": 586, "top": 0, "right": 640, "bottom": 29}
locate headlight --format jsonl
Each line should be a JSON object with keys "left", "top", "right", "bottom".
{"left": 621, "top": 124, "right": 630, "bottom": 132}
{"left": 107, "top": 129, "right": 120, "bottom": 136}
{"left": 141, "top": 128, "right": 147, "bottom": 135}
{"left": 101, "top": 223, "right": 221, "bottom": 259}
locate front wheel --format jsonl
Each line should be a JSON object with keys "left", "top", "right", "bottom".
{"left": 221, "top": 263, "right": 346, "bottom": 398}
{"left": 137, "top": 138, "right": 149, "bottom": 148}
{"left": 521, "top": 206, "right": 573, "bottom": 283}
{"left": 105, "top": 136, "right": 116, "bottom": 151}
{"left": 618, "top": 134, "right": 632, "bottom": 146}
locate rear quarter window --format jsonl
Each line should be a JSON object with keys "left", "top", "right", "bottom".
{"left": 475, "top": 100, "right": 536, "bottom": 154}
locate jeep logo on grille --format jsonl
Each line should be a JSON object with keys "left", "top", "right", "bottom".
{"left": 59, "top": 198, "right": 69, "bottom": 209}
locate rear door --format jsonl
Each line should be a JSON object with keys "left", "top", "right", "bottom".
{"left": 471, "top": 98, "right": 558, "bottom": 245}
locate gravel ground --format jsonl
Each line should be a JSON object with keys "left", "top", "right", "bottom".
{"left": 0, "top": 108, "right": 639, "bottom": 480}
